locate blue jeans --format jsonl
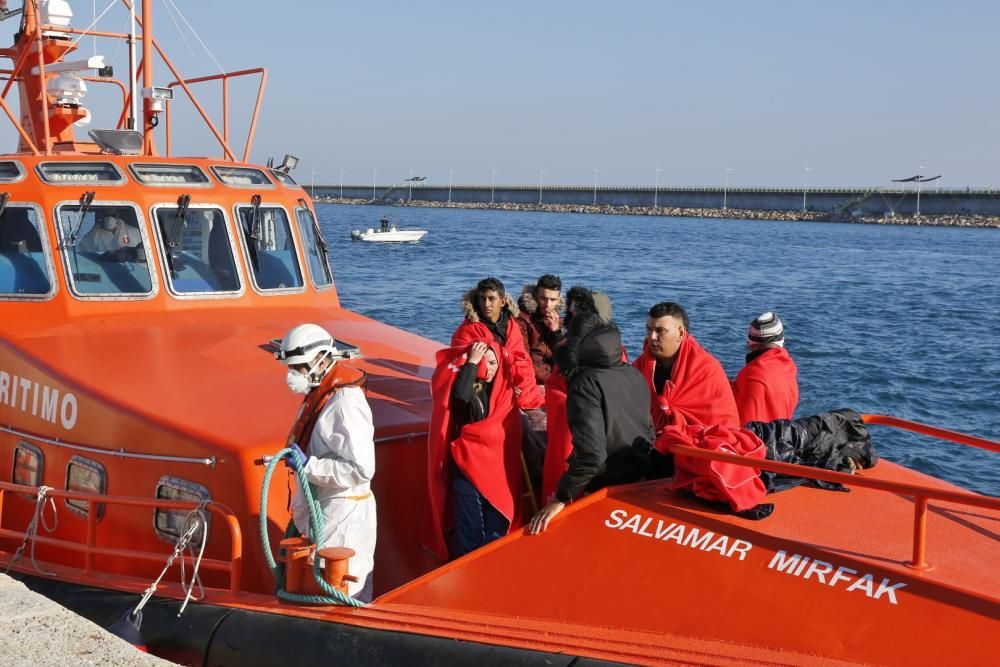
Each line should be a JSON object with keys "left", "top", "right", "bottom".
{"left": 451, "top": 474, "right": 509, "bottom": 558}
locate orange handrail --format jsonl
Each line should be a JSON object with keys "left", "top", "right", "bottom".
{"left": 666, "top": 415, "right": 999, "bottom": 571}
{"left": 861, "top": 413, "right": 1000, "bottom": 454}
{"left": 0, "top": 482, "right": 243, "bottom": 594}
{"left": 164, "top": 67, "right": 268, "bottom": 162}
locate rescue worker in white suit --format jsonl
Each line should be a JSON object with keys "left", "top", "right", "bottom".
{"left": 276, "top": 323, "right": 376, "bottom": 602}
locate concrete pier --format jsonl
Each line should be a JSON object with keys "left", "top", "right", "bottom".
{"left": 0, "top": 574, "right": 173, "bottom": 666}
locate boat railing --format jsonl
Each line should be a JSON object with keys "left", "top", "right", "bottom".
{"left": 0, "top": 481, "right": 243, "bottom": 594}
{"left": 164, "top": 68, "right": 269, "bottom": 163}
{"left": 665, "top": 413, "right": 1000, "bottom": 571}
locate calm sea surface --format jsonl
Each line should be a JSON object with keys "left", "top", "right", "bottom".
{"left": 317, "top": 204, "right": 1000, "bottom": 497}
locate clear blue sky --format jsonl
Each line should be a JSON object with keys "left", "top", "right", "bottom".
{"left": 3, "top": 1, "right": 999, "bottom": 187}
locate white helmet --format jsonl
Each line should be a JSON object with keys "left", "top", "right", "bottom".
{"left": 276, "top": 324, "right": 339, "bottom": 388}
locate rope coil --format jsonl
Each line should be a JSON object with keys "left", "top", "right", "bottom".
{"left": 258, "top": 447, "right": 364, "bottom": 607}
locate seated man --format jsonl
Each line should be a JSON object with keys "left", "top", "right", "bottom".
{"left": 732, "top": 312, "right": 799, "bottom": 424}
{"left": 632, "top": 302, "right": 740, "bottom": 434}
{"left": 452, "top": 277, "right": 543, "bottom": 410}
{"left": 515, "top": 273, "right": 564, "bottom": 386}
{"left": 78, "top": 214, "right": 127, "bottom": 253}
{"left": 529, "top": 295, "right": 653, "bottom": 533}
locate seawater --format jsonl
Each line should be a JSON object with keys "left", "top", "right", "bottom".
{"left": 317, "top": 204, "right": 1000, "bottom": 497}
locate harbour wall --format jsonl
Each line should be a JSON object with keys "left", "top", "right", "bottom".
{"left": 310, "top": 184, "right": 1000, "bottom": 216}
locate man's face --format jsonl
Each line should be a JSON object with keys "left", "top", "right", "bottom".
{"left": 645, "top": 315, "right": 686, "bottom": 361}
{"left": 536, "top": 288, "right": 561, "bottom": 316}
{"left": 478, "top": 289, "right": 503, "bottom": 323}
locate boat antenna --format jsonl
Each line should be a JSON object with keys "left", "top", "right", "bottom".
{"left": 163, "top": 194, "right": 191, "bottom": 278}
{"left": 69, "top": 192, "right": 96, "bottom": 247}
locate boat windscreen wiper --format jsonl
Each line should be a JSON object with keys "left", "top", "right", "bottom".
{"left": 0, "top": 193, "right": 8, "bottom": 225}
{"left": 245, "top": 194, "right": 262, "bottom": 272}
{"left": 298, "top": 197, "right": 328, "bottom": 254}
{"left": 164, "top": 194, "right": 191, "bottom": 278}
{"left": 68, "top": 191, "right": 95, "bottom": 247}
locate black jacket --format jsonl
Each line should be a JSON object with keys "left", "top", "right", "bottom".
{"left": 450, "top": 362, "right": 492, "bottom": 432}
{"left": 555, "top": 313, "right": 654, "bottom": 503}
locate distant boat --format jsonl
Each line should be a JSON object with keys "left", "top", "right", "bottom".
{"left": 351, "top": 222, "right": 428, "bottom": 242}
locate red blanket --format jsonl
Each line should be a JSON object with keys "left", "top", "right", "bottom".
{"left": 633, "top": 336, "right": 741, "bottom": 439}
{"left": 452, "top": 319, "right": 544, "bottom": 410}
{"left": 420, "top": 342, "right": 524, "bottom": 561}
{"left": 731, "top": 347, "right": 799, "bottom": 424}
{"left": 662, "top": 424, "right": 767, "bottom": 512}
{"left": 541, "top": 371, "right": 570, "bottom": 503}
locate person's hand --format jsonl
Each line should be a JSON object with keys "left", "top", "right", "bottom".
{"left": 543, "top": 310, "right": 560, "bottom": 332}
{"left": 467, "top": 341, "right": 488, "bottom": 364}
{"left": 285, "top": 443, "right": 307, "bottom": 472}
{"left": 513, "top": 386, "right": 522, "bottom": 398}
{"left": 528, "top": 500, "right": 566, "bottom": 534}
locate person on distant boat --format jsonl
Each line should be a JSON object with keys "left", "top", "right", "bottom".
{"left": 421, "top": 339, "right": 524, "bottom": 559}
{"left": 276, "top": 323, "right": 376, "bottom": 602}
{"left": 452, "top": 277, "right": 544, "bottom": 411}
{"left": 515, "top": 274, "right": 565, "bottom": 386}
{"left": 78, "top": 213, "right": 128, "bottom": 253}
{"left": 731, "top": 312, "right": 799, "bottom": 424}
{"left": 379, "top": 215, "right": 389, "bottom": 233}
{"left": 530, "top": 290, "right": 654, "bottom": 533}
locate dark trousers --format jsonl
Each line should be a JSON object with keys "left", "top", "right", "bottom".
{"left": 450, "top": 474, "right": 509, "bottom": 558}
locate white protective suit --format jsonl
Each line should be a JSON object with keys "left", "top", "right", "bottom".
{"left": 290, "top": 385, "right": 377, "bottom": 601}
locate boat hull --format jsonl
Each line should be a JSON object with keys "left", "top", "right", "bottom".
{"left": 20, "top": 575, "right": 612, "bottom": 667}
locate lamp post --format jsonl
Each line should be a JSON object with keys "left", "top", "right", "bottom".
{"left": 916, "top": 164, "right": 925, "bottom": 216}
{"left": 448, "top": 168, "right": 454, "bottom": 203}
{"left": 372, "top": 168, "right": 379, "bottom": 200}
{"left": 491, "top": 168, "right": 497, "bottom": 204}
{"left": 539, "top": 167, "right": 547, "bottom": 205}
{"left": 310, "top": 170, "right": 317, "bottom": 200}
{"left": 802, "top": 164, "right": 812, "bottom": 213}
{"left": 339, "top": 169, "right": 345, "bottom": 199}
{"left": 593, "top": 167, "right": 602, "bottom": 206}
{"left": 723, "top": 166, "right": 733, "bottom": 211}
{"left": 654, "top": 166, "right": 663, "bottom": 208}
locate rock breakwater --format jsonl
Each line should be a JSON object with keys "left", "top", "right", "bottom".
{"left": 315, "top": 197, "right": 1000, "bottom": 228}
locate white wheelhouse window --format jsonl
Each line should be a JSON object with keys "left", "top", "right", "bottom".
{"left": 0, "top": 161, "right": 26, "bottom": 183}
{"left": 37, "top": 162, "right": 127, "bottom": 186}
{"left": 55, "top": 199, "right": 157, "bottom": 299}
{"left": 211, "top": 166, "right": 274, "bottom": 189}
{"left": 294, "top": 205, "right": 333, "bottom": 288}
{"left": 150, "top": 203, "right": 242, "bottom": 297}
{"left": 234, "top": 203, "right": 304, "bottom": 292}
{"left": 0, "top": 202, "right": 57, "bottom": 300}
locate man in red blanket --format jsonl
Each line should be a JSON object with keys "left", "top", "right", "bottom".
{"left": 633, "top": 302, "right": 767, "bottom": 513}
{"left": 420, "top": 339, "right": 524, "bottom": 560}
{"left": 633, "top": 302, "right": 741, "bottom": 433}
{"left": 731, "top": 312, "right": 799, "bottom": 424}
{"left": 452, "top": 277, "right": 544, "bottom": 411}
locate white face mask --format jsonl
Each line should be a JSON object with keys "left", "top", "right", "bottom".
{"left": 285, "top": 369, "right": 311, "bottom": 395}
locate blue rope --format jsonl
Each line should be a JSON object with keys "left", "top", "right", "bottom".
{"left": 259, "top": 448, "right": 363, "bottom": 607}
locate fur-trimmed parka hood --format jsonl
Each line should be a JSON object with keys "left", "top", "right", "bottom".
{"left": 461, "top": 287, "right": 519, "bottom": 323}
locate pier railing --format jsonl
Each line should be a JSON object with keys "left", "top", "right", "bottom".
{"left": 0, "top": 482, "right": 243, "bottom": 594}
{"left": 666, "top": 414, "right": 1000, "bottom": 571}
